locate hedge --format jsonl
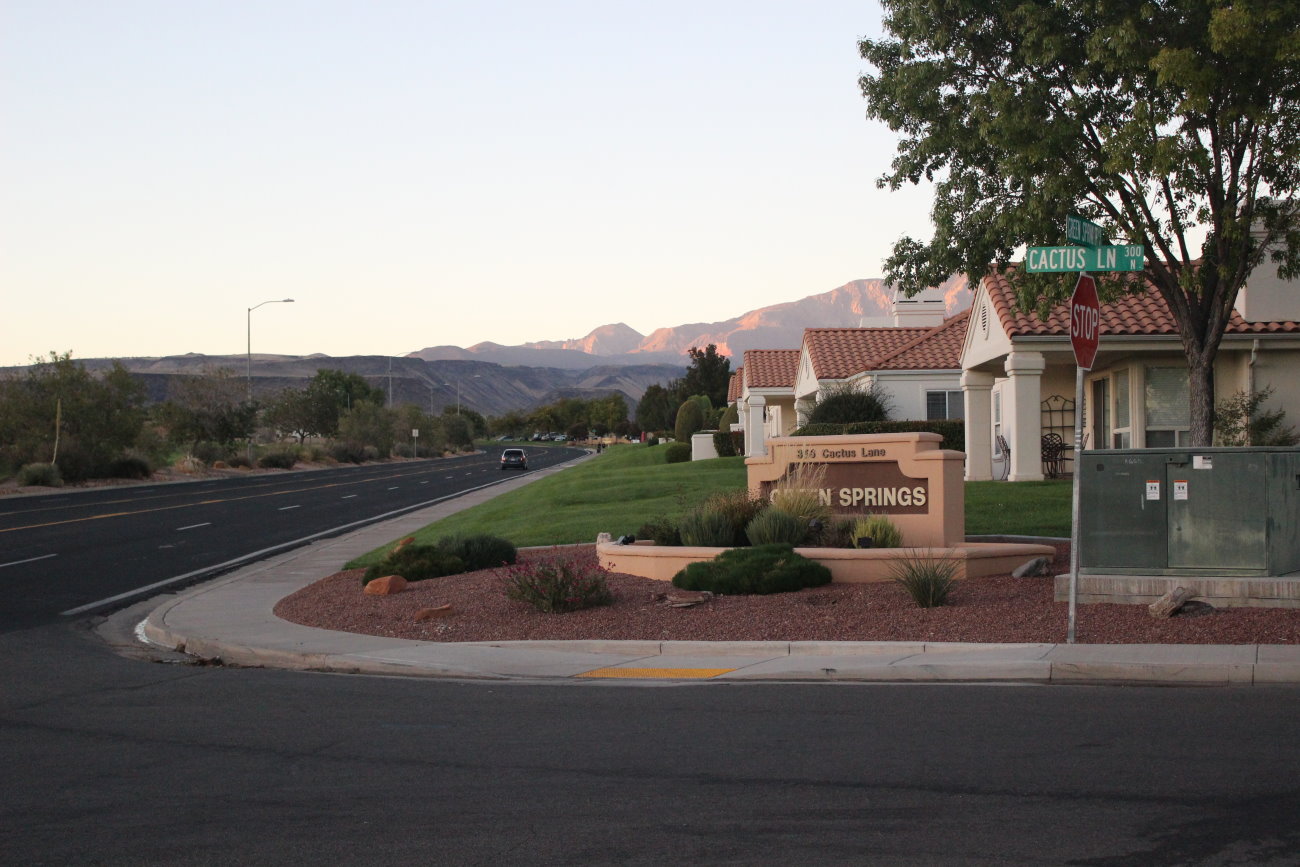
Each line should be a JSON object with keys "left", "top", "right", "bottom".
{"left": 790, "top": 420, "right": 965, "bottom": 453}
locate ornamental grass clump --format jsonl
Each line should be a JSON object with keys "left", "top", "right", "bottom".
{"left": 768, "top": 462, "right": 832, "bottom": 526}
{"left": 744, "top": 508, "right": 807, "bottom": 546}
{"left": 853, "top": 514, "right": 903, "bottom": 549}
{"left": 672, "top": 543, "right": 832, "bottom": 595}
{"left": 890, "top": 550, "right": 959, "bottom": 608}
{"left": 678, "top": 507, "right": 735, "bottom": 547}
{"left": 704, "top": 488, "right": 769, "bottom": 546}
{"left": 503, "top": 556, "right": 613, "bottom": 613}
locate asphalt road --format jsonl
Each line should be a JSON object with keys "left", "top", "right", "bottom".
{"left": 0, "top": 446, "right": 581, "bottom": 632}
{"left": 4, "top": 617, "right": 1300, "bottom": 866}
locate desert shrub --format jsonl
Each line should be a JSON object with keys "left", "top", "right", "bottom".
{"left": 664, "top": 442, "right": 692, "bottom": 463}
{"left": 227, "top": 454, "right": 252, "bottom": 469}
{"left": 362, "top": 544, "right": 466, "bottom": 586}
{"left": 302, "top": 444, "right": 330, "bottom": 462}
{"left": 811, "top": 516, "right": 858, "bottom": 548}
{"left": 853, "top": 514, "right": 903, "bottom": 548}
{"left": 503, "top": 556, "right": 613, "bottom": 613}
{"left": 637, "top": 515, "right": 682, "bottom": 547}
{"left": 768, "top": 462, "right": 832, "bottom": 525}
{"left": 258, "top": 448, "right": 299, "bottom": 469}
{"left": 107, "top": 454, "right": 152, "bottom": 480}
{"left": 17, "top": 462, "right": 62, "bottom": 487}
{"left": 190, "top": 441, "right": 228, "bottom": 465}
{"left": 53, "top": 444, "right": 97, "bottom": 483}
{"left": 672, "top": 544, "right": 832, "bottom": 595}
{"left": 704, "top": 488, "right": 769, "bottom": 546}
{"left": 174, "top": 454, "right": 205, "bottom": 473}
{"left": 744, "top": 509, "right": 807, "bottom": 546}
{"left": 329, "top": 441, "right": 366, "bottom": 463}
{"left": 362, "top": 445, "right": 380, "bottom": 461}
{"left": 890, "top": 550, "right": 959, "bottom": 607}
{"left": 678, "top": 507, "right": 735, "bottom": 547}
{"left": 438, "top": 533, "right": 517, "bottom": 571}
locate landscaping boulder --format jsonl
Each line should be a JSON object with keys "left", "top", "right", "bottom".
{"left": 364, "top": 575, "right": 408, "bottom": 596}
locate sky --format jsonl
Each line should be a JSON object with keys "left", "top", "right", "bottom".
{"left": 1, "top": 1, "right": 937, "bottom": 366}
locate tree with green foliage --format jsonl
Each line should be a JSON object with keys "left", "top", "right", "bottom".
{"left": 0, "top": 353, "right": 147, "bottom": 480}
{"left": 337, "top": 402, "right": 396, "bottom": 457}
{"left": 673, "top": 398, "right": 705, "bottom": 444}
{"left": 677, "top": 344, "right": 732, "bottom": 407}
{"left": 157, "top": 366, "right": 254, "bottom": 454}
{"left": 635, "top": 383, "right": 677, "bottom": 433}
{"left": 860, "top": 0, "right": 1300, "bottom": 445}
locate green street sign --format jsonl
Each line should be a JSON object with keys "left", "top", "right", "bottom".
{"left": 1066, "top": 215, "right": 1105, "bottom": 247}
{"left": 1025, "top": 245, "right": 1144, "bottom": 273}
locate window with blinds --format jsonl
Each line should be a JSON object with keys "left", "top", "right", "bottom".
{"left": 1145, "top": 367, "right": 1190, "bottom": 428}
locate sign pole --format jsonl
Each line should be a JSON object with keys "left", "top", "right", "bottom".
{"left": 1068, "top": 364, "right": 1083, "bottom": 644}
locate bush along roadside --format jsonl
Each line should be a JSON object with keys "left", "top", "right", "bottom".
{"left": 672, "top": 544, "right": 832, "bottom": 595}
{"left": 362, "top": 533, "right": 517, "bottom": 586}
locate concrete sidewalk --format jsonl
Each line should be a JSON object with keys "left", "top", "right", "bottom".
{"left": 135, "top": 455, "right": 1300, "bottom": 686}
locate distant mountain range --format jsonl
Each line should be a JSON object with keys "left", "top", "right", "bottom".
{"left": 407, "top": 276, "right": 972, "bottom": 370}
{"left": 8, "top": 277, "right": 972, "bottom": 418}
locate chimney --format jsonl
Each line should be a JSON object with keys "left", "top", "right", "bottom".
{"left": 1234, "top": 223, "right": 1300, "bottom": 323}
{"left": 891, "top": 286, "right": 947, "bottom": 328}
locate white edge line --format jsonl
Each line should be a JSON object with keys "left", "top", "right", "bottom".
{"left": 58, "top": 465, "right": 571, "bottom": 618}
{"left": 176, "top": 523, "right": 211, "bottom": 531}
{"left": 0, "top": 552, "right": 58, "bottom": 569}
{"left": 278, "top": 505, "right": 301, "bottom": 511}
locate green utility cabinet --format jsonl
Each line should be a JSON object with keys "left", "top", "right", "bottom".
{"left": 1079, "top": 448, "right": 1300, "bottom": 577}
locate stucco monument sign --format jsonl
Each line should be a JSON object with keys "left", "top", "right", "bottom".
{"left": 746, "top": 432, "right": 966, "bottom": 548}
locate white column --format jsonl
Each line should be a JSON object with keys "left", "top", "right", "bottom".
{"left": 794, "top": 397, "right": 815, "bottom": 428}
{"left": 745, "top": 395, "right": 768, "bottom": 457}
{"left": 1005, "top": 351, "right": 1046, "bottom": 482}
{"left": 961, "top": 370, "right": 996, "bottom": 481}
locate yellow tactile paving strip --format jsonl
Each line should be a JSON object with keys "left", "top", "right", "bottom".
{"left": 576, "top": 667, "right": 736, "bottom": 679}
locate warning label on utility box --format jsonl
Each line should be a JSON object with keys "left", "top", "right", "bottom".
{"left": 1146, "top": 480, "right": 1161, "bottom": 500}
{"left": 1174, "top": 480, "right": 1189, "bottom": 501}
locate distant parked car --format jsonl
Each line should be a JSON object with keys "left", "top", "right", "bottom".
{"left": 500, "top": 448, "right": 528, "bottom": 470}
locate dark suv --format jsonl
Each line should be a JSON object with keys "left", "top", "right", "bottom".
{"left": 500, "top": 448, "right": 528, "bottom": 471}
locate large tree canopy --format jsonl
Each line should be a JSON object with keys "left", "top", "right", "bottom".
{"left": 860, "top": 0, "right": 1300, "bottom": 444}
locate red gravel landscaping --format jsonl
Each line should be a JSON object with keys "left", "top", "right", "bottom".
{"left": 273, "top": 544, "right": 1300, "bottom": 646}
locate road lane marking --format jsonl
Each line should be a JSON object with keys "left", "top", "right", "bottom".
{"left": 0, "top": 553, "right": 58, "bottom": 569}
{"left": 58, "top": 466, "right": 576, "bottom": 617}
{"left": 387, "top": 486, "right": 399, "bottom": 491}
{"left": 341, "top": 494, "right": 357, "bottom": 499}
{"left": 176, "top": 523, "right": 211, "bottom": 531}
{"left": 279, "top": 505, "right": 301, "bottom": 511}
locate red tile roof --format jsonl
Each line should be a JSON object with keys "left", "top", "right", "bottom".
{"left": 742, "top": 349, "right": 800, "bottom": 390}
{"left": 727, "top": 369, "right": 743, "bottom": 403}
{"left": 983, "top": 269, "right": 1300, "bottom": 338}
{"left": 802, "top": 327, "right": 932, "bottom": 380}
{"left": 873, "top": 309, "right": 971, "bottom": 371}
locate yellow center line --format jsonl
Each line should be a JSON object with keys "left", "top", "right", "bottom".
{"left": 576, "top": 667, "right": 736, "bottom": 680}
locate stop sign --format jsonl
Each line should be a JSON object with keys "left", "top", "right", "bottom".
{"left": 1069, "top": 273, "right": 1100, "bottom": 369}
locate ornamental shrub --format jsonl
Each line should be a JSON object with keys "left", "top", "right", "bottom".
{"left": 438, "top": 533, "right": 517, "bottom": 571}
{"left": 807, "top": 388, "right": 892, "bottom": 425}
{"left": 744, "top": 508, "right": 807, "bottom": 546}
{"left": 362, "top": 544, "right": 466, "bottom": 586}
{"left": 853, "top": 514, "right": 903, "bottom": 549}
{"left": 672, "top": 544, "right": 832, "bottom": 595}
{"left": 890, "top": 550, "right": 959, "bottom": 607}
{"left": 673, "top": 399, "right": 705, "bottom": 444}
{"left": 810, "top": 516, "right": 858, "bottom": 548}
{"left": 503, "top": 556, "right": 613, "bottom": 613}
{"left": 791, "top": 420, "right": 965, "bottom": 452}
{"left": 678, "top": 507, "right": 735, "bottom": 547}
{"left": 664, "top": 442, "right": 692, "bottom": 463}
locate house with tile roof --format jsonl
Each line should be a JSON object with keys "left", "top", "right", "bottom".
{"left": 728, "top": 310, "right": 970, "bottom": 457}
{"left": 960, "top": 258, "right": 1300, "bottom": 481}
{"left": 737, "top": 349, "right": 802, "bottom": 457}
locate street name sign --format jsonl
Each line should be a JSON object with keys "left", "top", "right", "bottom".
{"left": 1066, "top": 215, "right": 1105, "bottom": 247}
{"left": 1069, "top": 273, "right": 1100, "bottom": 370}
{"left": 1025, "top": 245, "right": 1144, "bottom": 273}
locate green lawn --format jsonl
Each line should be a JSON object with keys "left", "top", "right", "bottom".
{"left": 348, "top": 444, "right": 1073, "bottom": 567}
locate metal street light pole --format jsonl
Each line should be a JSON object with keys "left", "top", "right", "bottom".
{"left": 246, "top": 298, "right": 294, "bottom": 460}
{"left": 246, "top": 298, "right": 295, "bottom": 402}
